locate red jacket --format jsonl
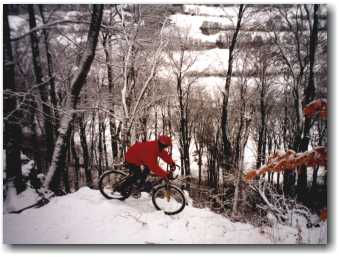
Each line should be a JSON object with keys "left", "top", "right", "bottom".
{"left": 125, "top": 140, "right": 175, "bottom": 177}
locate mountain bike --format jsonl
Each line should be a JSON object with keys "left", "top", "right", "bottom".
{"left": 98, "top": 163, "right": 186, "bottom": 215}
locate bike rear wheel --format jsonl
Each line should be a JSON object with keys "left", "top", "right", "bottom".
{"left": 152, "top": 184, "right": 186, "bottom": 215}
{"left": 99, "top": 170, "right": 130, "bottom": 200}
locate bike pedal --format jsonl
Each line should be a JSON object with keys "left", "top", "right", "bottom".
{"left": 131, "top": 192, "right": 141, "bottom": 199}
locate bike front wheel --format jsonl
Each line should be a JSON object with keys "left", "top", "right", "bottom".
{"left": 152, "top": 184, "right": 186, "bottom": 215}
{"left": 99, "top": 170, "right": 129, "bottom": 200}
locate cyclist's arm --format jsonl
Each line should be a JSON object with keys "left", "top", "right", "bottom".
{"left": 158, "top": 150, "right": 175, "bottom": 165}
{"left": 145, "top": 161, "right": 168, "bottom": 178}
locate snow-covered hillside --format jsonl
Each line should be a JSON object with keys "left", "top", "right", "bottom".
{"left": 3, "top": 187, "right": 326, "bottom": 244}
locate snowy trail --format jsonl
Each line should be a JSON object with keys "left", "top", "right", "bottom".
{"left": 3, "top": 187, "right": 326, "bottom": 244}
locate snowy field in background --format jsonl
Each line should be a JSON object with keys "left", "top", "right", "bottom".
{"left": 4, "top": 187, "right": 327, "bottom": 244}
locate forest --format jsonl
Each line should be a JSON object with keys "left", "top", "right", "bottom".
{"left": 3, "top": 4, "right": 327, "bottom": 243}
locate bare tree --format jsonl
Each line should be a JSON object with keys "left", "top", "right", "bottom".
{"left": 28, "top": 4, "right": 55, "bottom": 166}
{"left": 38, "top": 5, "right": 59, "bottom": 132}
{"left": 166, "top": 27, "right": 199, "bottom": 177}
{"left": 43, "top": 5, "right": 103, "bottom": 191}
{"left": 297, "top": 4, "right": 319, "bottom": 201}
{"left": 220, "top": 4, "right": 245, "bottom": 171}
{"left": 231, "top": 52, "right": 253, "bottom": 215}
{"left": 4, "top": 5, "right": 25, "bottom": 199}
{"left": 118, "top": 5, "right": 168, "bottom": 151}
{"left": 78, "top": 113, "right": 93, "bottom": 187}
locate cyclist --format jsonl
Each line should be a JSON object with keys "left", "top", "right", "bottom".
{"left": 121, "top": 135, "right": 176, "bottom": 198}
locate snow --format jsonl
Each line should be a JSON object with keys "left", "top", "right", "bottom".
{"left": 63, "top": 11, "right": 83, "bottom": 20}
{"left": 4, "top": 187, "right": 41, "bottom": 213}
{"left": 192, "top": 76, "right": 224, "bottom": 99}
{"left": 163, "top": 48, "right": 229, "bottom": 74}
{"left": 169, "top": 13, "right": 232, "bottom": 43}
{"left": 3, "top": 187, "right": 327, "bottom": 244}
{"left": 189, "top": 48, "right": 229, "bottom": 73}
{"left": 244, "top": 136, "right": 257, "bottom": 169}
{"left": 184, "top": 5, "right": 239, "bottom": 19}
{"left": 8, "top": 15, "right": 29, "bottom": 39}
{"left": 55, "top": 33, "right": 85, "bottom": 46}
{"left": 161, "top": 48, "right": 229, "bottom": 82}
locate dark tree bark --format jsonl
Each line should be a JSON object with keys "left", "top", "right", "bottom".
{"left": 102, "top": 119, "right": 109, "bottom": 169}
{"left": 234, "top": 78, "right": 247, "bottom": 167}
{"left": 102, "top": 33, "right": 118, "bottom": 161}
{"left": 26, "top": 94, "right": 44, "bottom": 175}
{"left": 221, "top": 4, "right": 245, "bottom": 170}
{"left": 62, "top": 130, "right": 72, "bottom": 194}
{"left": 38, "top": 5, "right": 59, "bottom": 132}
{"left": 311, "top": 165, "right": 319, "bottom": 194}
{"left": 43, "top": 5, "right": 103, "bottom": 190}
{"left": 283, "top": 89, "right": 295, "bottom": 194}
{"left": 193, "top": 126, "right": 204, "bottom": 185}
{"left": 297, "top": 4, "right": 319, "bottom": 202}
{"left": 90, "top": 111, "right": 96, "bottom": 164}
{"left": 155, "top": 110, "right": 158, "bottom": 139}
{"left": 176, "top": 75, "right": 191, "bottom": 177}
{"left": 109, "top": 118, "right": 119, "bottom": 160}
{"left": 79, "top": 114, "right": 93, "bottom": 188}
{"left": 98, "top": 113, "right": 103, "bottom": 175}
{"left": 3, "top": 4, "right": 25, "bottom": 193}
{"left": 70, "top": 124, "right": 80, "bottom": 191}
{"left": 28, "top": 4, "right": 55, "bottom": 165}
{"left": 255, "top": 54, "right": 269, "bottom": 169}
{"left": 167, "top": 99, "right": 173, "bottom": 137}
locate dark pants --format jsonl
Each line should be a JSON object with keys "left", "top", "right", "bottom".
{"left": 125, "top": 164, "right": 150, "bottom": 189}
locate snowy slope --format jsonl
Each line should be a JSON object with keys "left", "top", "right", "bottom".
{"left": 3, "top": 187, "right": 326, "bottom": 244}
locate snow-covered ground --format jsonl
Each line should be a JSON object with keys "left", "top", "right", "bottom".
{"left": 3, "top": 187, "right": 326, "bottom": 244}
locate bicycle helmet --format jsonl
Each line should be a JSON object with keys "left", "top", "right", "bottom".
{"left": 158, "top": 135, "right": 172, "bottom": 146}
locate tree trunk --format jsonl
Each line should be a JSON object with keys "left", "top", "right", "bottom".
{"left": 98, "top": 112, "right": 103, "bottom": 175}
{"left": 79, "top": 114, "right": 93, "bottom": 188}
{"left": 198, "top": 151, "right": 202, "bottom": 185}
{"left": 109, "top": 118, "right": 118, "bottom": 160}
{"left": 311, "top": 165, "right": 319, "bottom": 194}
{"left": 283, "top": 170, "right": 296, "bottom": 196}
{"left": 297, "top": 4, "right": 319, "bottom": 202}
{"left": 232, "top": 160, "right": 242, "bottom": 216}
{"left": 256, "top": 83, "right": 266, "bottom": 169}
{"left": 221, "top": 4, "right": 245, "bottom": 170}
{"left": 27, "top": 95, "right": 44, "bottom": 175}
{"left": 43, "top": 5, "right": 103, "bottom": 190}
{"left": 70, "top": 126, "right": 80, "bottom": 191}
{"left": 102, "top": 33, "right": 118, "bottom": 161}
{"left": 28, "top": 4, "right": 55, "bottom": 165}
{"left": 62, "top": 130, "right": 71, "bottom": 194}
{"left": 234, "top": 81, "right": 246, "bottom": 167}
{"left": 167, "top": 99, "right": 172, "bottom": 136}
{"left": 3, "top": 5, "right": 25, "bottom": 196}
{"left": 38, "top": 5, "right": 59, "bottom": 132}
{"left": 90, "top": 111, "right": 96, "bottom": 164}
{"left": 50, "top": 126, "right": 71, "bottom": 192}
{"left": 232, "top": 113, "right": 251, "bottom": 216}
{"left": 102, "top": 119, "right": 109, "bottom": 169}
{"left": 155, "top": 110, "right": 158, "bottom": 138}
{"left": 177, "top": 75, "right": 190, "bottom": 176}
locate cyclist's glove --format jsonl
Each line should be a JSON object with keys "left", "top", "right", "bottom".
{"left": 167, "top": 172, "right": 174, "bottom": 180}
{"left": 170, "top": 163, "right": 176, "bottom": 172}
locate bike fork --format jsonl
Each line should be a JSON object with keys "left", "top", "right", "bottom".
{"left": 165, "top": 184, "right": 171, "bottom": 202}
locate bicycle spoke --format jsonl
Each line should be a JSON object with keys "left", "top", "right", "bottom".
{"left": 153, "top": 186, "right": 185, "bottom": 214}
{"left": 99, "top": 170, "right": 129, "bottom": 200}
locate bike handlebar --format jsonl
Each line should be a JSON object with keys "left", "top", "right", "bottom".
{"left": 166, "top": 164, "right": 181, "bottom": 180}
